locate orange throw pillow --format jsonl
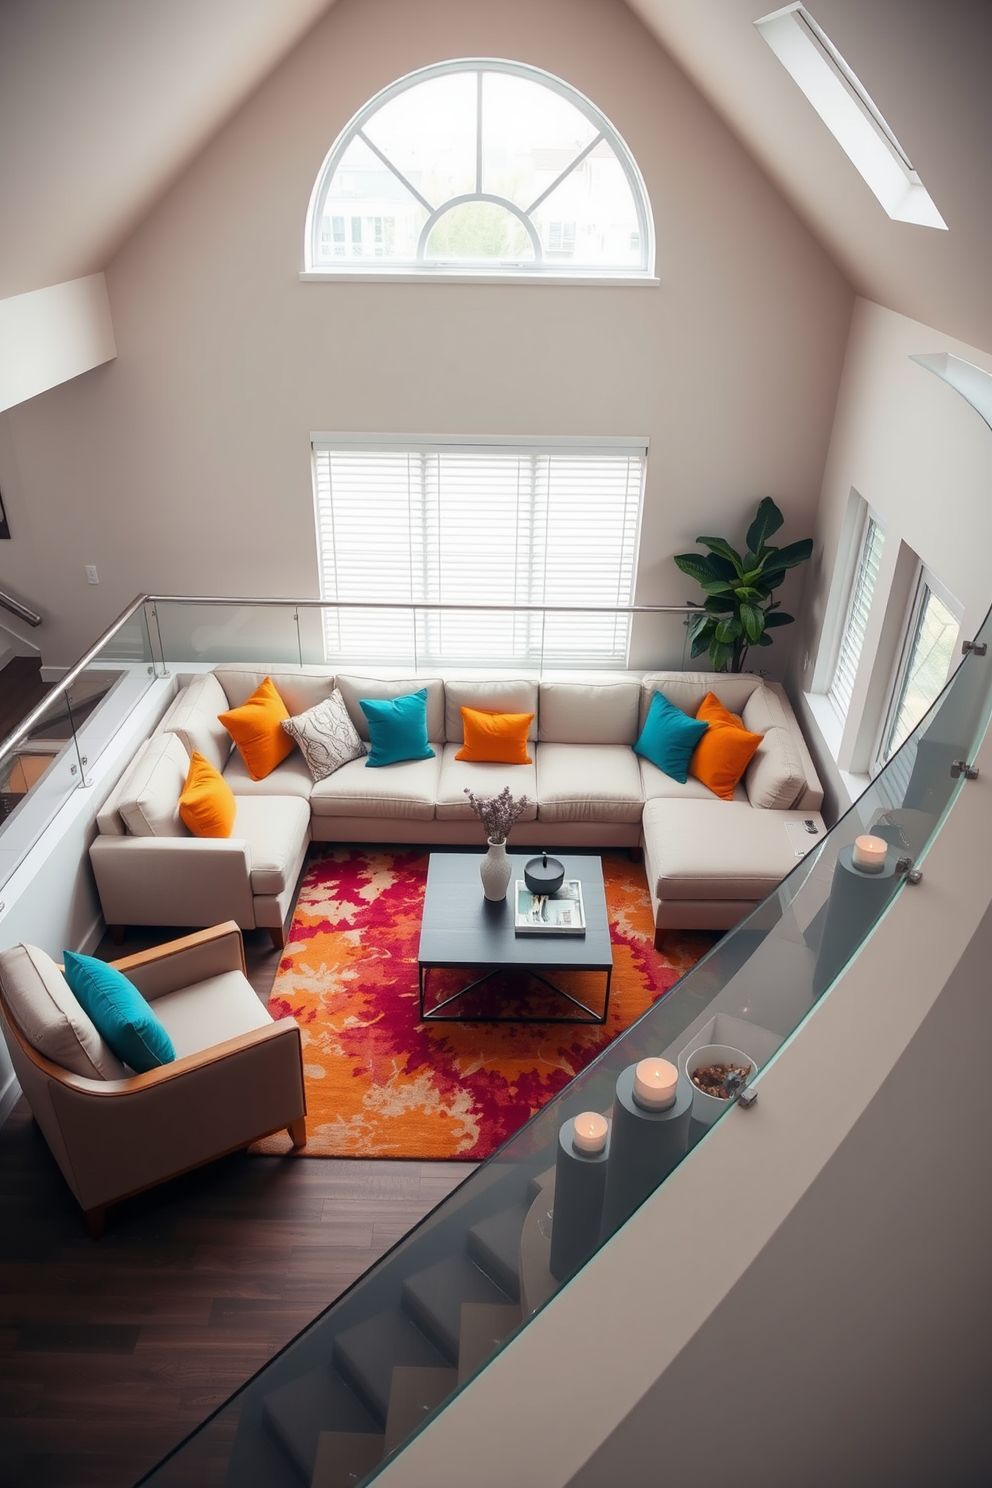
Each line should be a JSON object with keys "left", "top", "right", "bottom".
{"left": 455, "top": 707, "right": 534, "bottom": 764}
{"left": 218, "top": 677, "right": 294, "bottom": 780}
{"left": 689, "top": 691, "right": 764, "bottom": 800}
{"left": 178, "top": 751, "right": 237, "bottom": 838}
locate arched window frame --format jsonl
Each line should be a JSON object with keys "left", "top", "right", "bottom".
{"left": 302, "top": 58, "right": 657, "bottom": 284}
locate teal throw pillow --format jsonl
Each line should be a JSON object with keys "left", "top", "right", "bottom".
{"left": 633, "top": 691, "right": 710, "bottom": 783}
{"left": 62, "top": 951, "right": 176, "bottom": 1073}
{"left": 359, "top": 688, "right": 435, "bottom": 768}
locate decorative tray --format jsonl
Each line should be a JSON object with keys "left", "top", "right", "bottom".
{"left": 514, "top": 879, "right": 586, "bottom": 934}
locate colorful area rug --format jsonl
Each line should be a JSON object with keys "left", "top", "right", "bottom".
{"left": 251, "top": 848, "right": 714, "bottom": 1161}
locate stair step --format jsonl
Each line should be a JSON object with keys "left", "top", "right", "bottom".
{"left": 383, "top": 1365, "right": 459, "bottom": 1457}
{"left": 466, "top": 1203, "right": 529, "bottom": 1302}
{"left": 457, "top": 1301, "right": 522, "bottom": 1385}
{"left": 262, "top": 1364, "right": 380, "bottom": 1483}
{"left": 334, "top": 1309, "right": 449, "bottom": 1424}
{"left": 402, "top": 1251, "right": 511, "bottom": 1361}
{"left": 311, "top": 1430, "right": 385, "bottom": 1488}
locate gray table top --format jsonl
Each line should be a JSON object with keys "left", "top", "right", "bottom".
{"left": 418, "top": 851, "right": 613, "bottom": 972}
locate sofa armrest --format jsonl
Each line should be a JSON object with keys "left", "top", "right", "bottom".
{"left": 108, "top": 922, "right": 247, "bottom": 1001}
{"left": 46, "top": 1019, "right": 305, "bottom": 1212}
{"left": 89, "top": 835, "right": 255, "bottom": 929}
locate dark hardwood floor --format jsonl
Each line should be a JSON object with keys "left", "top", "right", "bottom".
{"left": 0, "top": 924, "right": 476, "bottom": 1488}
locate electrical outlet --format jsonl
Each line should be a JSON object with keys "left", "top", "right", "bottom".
{"left": 85, "top": 565, "right": 99, "bottom": 584}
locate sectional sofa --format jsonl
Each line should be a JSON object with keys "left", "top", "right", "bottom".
{"left": 88, "top": 665, "right": 825, "bottom": 950}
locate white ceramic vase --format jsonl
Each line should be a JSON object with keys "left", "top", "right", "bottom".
{"left": 480, "top": 837, "right": 512, "bottom": 901}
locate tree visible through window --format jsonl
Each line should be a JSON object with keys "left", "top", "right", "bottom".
{"left": 305, "top": 60, "right": 653, "bottom": 276}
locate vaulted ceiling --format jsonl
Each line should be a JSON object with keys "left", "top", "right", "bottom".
{"left": 2, "top": 0, "right": 990, "bottom": 348}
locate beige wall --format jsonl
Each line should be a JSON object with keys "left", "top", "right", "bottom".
{"left": 0, "top": 0, "right": 851, "bottom": 671}
{"left": 794, "top": 297, "right": 992, "bottom": 816}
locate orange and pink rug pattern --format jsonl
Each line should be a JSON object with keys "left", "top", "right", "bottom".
{"left": 251, "top": 848, "right": 713, "bottom": 1160}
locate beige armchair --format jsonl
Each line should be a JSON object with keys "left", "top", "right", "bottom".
{"left": 0, "top": 922, "right": 306, "bottom": 1236}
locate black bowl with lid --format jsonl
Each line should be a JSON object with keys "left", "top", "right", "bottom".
{"left": 524, "top": 852, "right": 565, "bottom": 896}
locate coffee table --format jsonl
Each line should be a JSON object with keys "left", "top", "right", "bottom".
{"left": 418, "top": 852, "right": 613, "bottom": 1024}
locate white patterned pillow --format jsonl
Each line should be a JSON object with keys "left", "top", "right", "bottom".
{"left": 281, "top": 690, "right": 367, "bottom": 781}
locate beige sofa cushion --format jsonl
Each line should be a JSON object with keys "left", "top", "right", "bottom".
{"left": 117, "top": 733, "right": 190, "bottom": 837}
{"left": 309, "top": 752, "right": 440, "bottom": 821}
{"left": 538, "top": 680, "right": 641, "bottom": 744}
{"left": 222, "top": 749, "right": 314, "bottom": 800}
{"left": 639, "top": 757, "right": 748, "bottom": 803}
{"left": 152, "top": 969, "right": 273, "bottom": 1059}
{"left": 231, "top": 796, "right": 311, "bottom": 895}
{"left": 213, "top": 664, "right": 336, "bottom": 718}
{"left": 444, "top": 679, "right": 539, "bottom": 744}
{"left": 0, "top": 943, "right": 128, "bottom": 1080}
{"left": 435, "top": 744, "right": 539, "bottom": 821}
{"left": 537, "top": 744, "right": 643, "bottom": 823}
{"left": 642, "top": 798, "right": 823, "bottom": 901}
{"left": 335, "top": 674, "right": 445, "bottom": 744}
{"left": 741, "top": 688, "right": 807, "bottom": 810}
{"left": 156, "top": 671, "right": 232, "bottom": 775}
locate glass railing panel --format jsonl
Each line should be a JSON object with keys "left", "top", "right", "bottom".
{"left": 151, "top": 601, "right": 305, "bottom": 669}
{"left": 0, "top": 686, "right": 89, "bottom": 890}
{"left": 0, "top": 603, "right": 163, "bottom": 892}
{"left": 136, "top": 617, "right": 992, "bottom": 1488}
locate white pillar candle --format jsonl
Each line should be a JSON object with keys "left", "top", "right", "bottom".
{"left": 852, "top": 834, "right": 887, "bottom": 873}
{"left": 572, "top": 1111, "right": 609, "bottom": 1155}
{"left": 632, "top": 1058, "right": 679, "bottom": 1111}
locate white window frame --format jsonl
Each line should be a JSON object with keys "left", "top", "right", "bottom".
{"left": 826, "top": 507, "right": 885, "bottom": 725}
{"left": 302, "top": 59, "right": 656, "bottom": 285}
{"left": 871, "top": 564, "right": 963, "bottom": 775}
{"left": 310, "top": 433, "right": 647, "bottom": 670}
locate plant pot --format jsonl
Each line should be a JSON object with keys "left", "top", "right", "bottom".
{"left": 480, "top": 838, "right": 512, "bottom": 901}
{"left": 684, "top": 1043, "right": 757, "bottom": 1127}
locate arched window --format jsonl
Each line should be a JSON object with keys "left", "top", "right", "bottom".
{"left": 304, "top": 59, "right": 654, "bottom": 279}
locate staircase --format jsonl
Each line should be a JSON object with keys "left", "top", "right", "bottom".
{"left": 221, "top": 1167, "right": 553, "bottom": 1488}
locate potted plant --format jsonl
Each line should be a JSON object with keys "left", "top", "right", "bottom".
{"left": 674, "top": 496, "right": 813, "bottom": 672}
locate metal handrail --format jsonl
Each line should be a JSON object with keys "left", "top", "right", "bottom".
{"left": 146, "top": 595, "right": 705, "bottom": 614}
{"left": 0, "top": 589, "right": 42, "bottom": 628}
{"left": 0, "top": 593, "right": 706, "bottom": 761}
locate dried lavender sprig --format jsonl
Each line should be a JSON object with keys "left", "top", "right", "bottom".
{"left": 464, "top": 784, "right": 530, "bottom": 843}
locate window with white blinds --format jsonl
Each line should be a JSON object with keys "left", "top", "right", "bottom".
{"left": 827, "top": 514, "right": 884, "bottom": 721}
{"left": 311, "top": 438, "right": 646, "bottom": 667}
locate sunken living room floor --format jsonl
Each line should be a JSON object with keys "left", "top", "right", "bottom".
{"left": 0, "top": 924, "right": 475, "bottom": 1488}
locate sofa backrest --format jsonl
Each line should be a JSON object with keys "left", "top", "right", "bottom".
{"left": 538, "top": 679, "right": 641, "bottom": 744}
{"left": 96, "top": 732, "right": 190, "bottom": 838}
{"left": 212, "top": 663, "right": 336, "bottom": 718}
{"left": 155, "top": 670, "right": 232, "bottom": 774}
{"left": 444, "top": 678, "right": 540, "bottom": 744}
{"left": 335, "top": 673, "right": 446, "bottom": 743}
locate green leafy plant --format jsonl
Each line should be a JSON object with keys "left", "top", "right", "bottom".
{"left": 674, "top": 496, "right": 813, "bottom": 672}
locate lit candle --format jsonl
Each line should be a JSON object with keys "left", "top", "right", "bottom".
{"left": 852, "top": 834, "right": 887, "bottom": 873}
{"left": 572, "top": 1111, "right": 609, "bottom": 1155}
{"left": 632, "top": 1058, "right": 679, "bottom": 1111}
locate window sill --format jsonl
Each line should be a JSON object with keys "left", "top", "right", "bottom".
{"left": 299, "top": 271, "right": 660, "bottom": 287}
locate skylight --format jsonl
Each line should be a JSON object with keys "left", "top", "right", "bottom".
{"left": 754, "top": 4, "right": 947, "bottom": 229}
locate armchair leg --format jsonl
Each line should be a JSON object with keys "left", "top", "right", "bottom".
{"left": 85, "top": 1205, "right": 107, "bottom": 1239}
{"left": 108, "top": 925, "right": 125, "bottom": 945}
{"left": 654, "top": 928, "right": 669, "bottom": 953}
{"left": 288, "top": 1117, "right": 307, "bottom": 1148}
{"left": 269, "top": 925, "right": 286, "bottom": 950}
